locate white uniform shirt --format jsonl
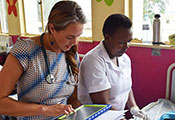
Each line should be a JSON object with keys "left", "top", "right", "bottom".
{"left": 78, "top": 41, "right": 132, "bottom": 110}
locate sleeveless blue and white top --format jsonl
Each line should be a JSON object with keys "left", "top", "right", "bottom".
{"left": 10, "top": 39, "right": 79, "bottom": 120}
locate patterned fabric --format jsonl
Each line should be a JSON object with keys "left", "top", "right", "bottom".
{"left": 10, "top": 39, "right": 78, "bottom": 120}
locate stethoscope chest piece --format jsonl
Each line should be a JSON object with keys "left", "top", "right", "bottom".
{"left": 40, "top": 33, "right": 56, "bottom": 84}
{"left": 46, "top": 74, "right": 56, "bottom": 84}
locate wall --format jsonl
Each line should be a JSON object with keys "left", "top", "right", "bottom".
{"left": 92, "top": 0, "right": 126, "bottom": 41}
{"left": 126, "top": 46, "right": 175, "bottom": 108}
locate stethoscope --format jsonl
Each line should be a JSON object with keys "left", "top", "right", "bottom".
{"left": 40, "top": 33, "right": 78, "bottom": 85}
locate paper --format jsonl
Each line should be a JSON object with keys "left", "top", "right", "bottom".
{"left": 95, "top": 110, "right": 128, "bottom": 120}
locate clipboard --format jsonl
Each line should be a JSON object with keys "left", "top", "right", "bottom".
{"left": 56, "top": 104, "right": 112, "bottom": 120}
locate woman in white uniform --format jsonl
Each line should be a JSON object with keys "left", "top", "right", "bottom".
{"left": 78, "top": 14, "right": 149, "bottom": 120}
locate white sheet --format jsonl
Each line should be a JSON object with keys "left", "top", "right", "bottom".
{"left": 130, "top": 99, "right": 175, "bottom": 120}
{"left": 95, "top": 110, "right": 127, "bottom": 120}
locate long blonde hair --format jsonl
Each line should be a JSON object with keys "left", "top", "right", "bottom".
{"left": 46, "top": 1, "right": 86, "bottom": 76}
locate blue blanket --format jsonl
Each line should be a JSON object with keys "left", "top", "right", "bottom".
{"left": 159, "top": 111, "right": 175, "bottom": 120}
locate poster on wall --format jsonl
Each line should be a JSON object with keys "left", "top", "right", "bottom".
{"left": 6, "top": 0, "right": 17, "bottom": 17}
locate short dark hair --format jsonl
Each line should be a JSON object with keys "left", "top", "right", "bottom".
{"left": 102, "top": 14, "right": 132, "bottom": 37}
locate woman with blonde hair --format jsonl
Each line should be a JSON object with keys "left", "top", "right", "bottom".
{"left": 0, "top": 1, "right": 86, "bottom": 119}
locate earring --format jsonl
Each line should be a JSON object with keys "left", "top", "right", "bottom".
{"left": 49, "top": 34, "right": 55, "bottom": 46}
{"left": 50, "top": 40, "right": 54, "bottom": 46}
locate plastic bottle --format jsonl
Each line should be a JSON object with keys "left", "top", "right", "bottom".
{"left": 153, "top": 14, "right": 161, "bottom": 44}
{"left": 142, "top": 14, "right": 152, "bottom": 43}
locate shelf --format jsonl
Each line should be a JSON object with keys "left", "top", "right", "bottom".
{"left": 130, "top": 43, "right": 175, "bottom": 50}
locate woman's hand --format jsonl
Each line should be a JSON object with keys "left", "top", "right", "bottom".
{"left": 41, "top": 104, "right": 75, "bottom": 117}
{"left": 130, "top": 106, "right": 150, "bottom": 120}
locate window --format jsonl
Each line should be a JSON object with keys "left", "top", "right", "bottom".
{"left": 0, "top": 0, "right": 8, "bottom": 33}
{"left": 23, "top": 0, "right": 92, "bottom": 37}
{"left": 72, "top": 0, "right": 92, "bottom": 37}
{"left": 132, "top": 0, "right": 175, "bottom": 43}
{"left": 23, "top": 0, "right": 42, "bottom": 34}
{"left": 42, "top": 0, "right": 60, "bottom": 31}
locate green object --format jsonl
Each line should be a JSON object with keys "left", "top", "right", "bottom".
{"left": 56, "top": 104, "right": 112, "bottom": 120}
{"left": 169, "top": 33, "right": 175, "bottom": 45}
{"left": 104, "top": 0, "right": 114, "bottom": 6}
{"left": 96, "top": 0, "right": 102, "bottom": 2}
{"left": 96, "top": 0, "right": 114, "bottom": 6}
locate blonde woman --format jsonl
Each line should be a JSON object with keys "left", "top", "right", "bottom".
{"left": 0, "top": 1, "right": 86, "bottom": 119}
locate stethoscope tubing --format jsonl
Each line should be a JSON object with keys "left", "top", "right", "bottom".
{"left": 40, "top": 33, "right": 77, "bottom": 85}
{"left": 40, "top": 33, "right": 51, "bottom": 75}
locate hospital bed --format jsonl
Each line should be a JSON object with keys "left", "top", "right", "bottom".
{"left": 131, "top": 63, "right": 175, "bottom": 120}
